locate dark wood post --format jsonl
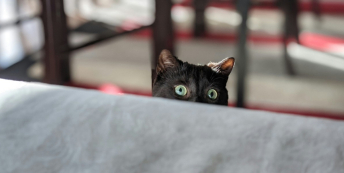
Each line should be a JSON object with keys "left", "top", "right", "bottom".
{"left": 236, "top": 0, "right": 251, "bottom": 108}
{"left": 41, "top": 0, "right": 71, "bottom": 84}
{"left": 280, "top": 0, "right": 299, "bottom": 75}
{"left": 152, "top": 0, "right": 175, "bottom": 86}
{"left": 193, "top": 0, "right": 208, "bottom": 37}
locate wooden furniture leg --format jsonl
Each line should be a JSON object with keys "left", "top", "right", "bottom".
{"left": 152, "top": 0, "right": 175, "bottom": 85}
{"left": 235, "top": 0, "right": 251, "bottom": 108}
{"left": 41, "top": 0, "right": 71, "bottom": 84}
{"left": 193, "top": 0, "right": 208, "bottom": 37}
{"left": 280, "top": 0, "right": 299, "bottom": 75}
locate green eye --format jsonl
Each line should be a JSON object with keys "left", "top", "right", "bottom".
{"left": 175, "top": 85, "right": 187, "bottom": 96}
{"left": 207, "top": 89, "right": 218, "bottom": 100}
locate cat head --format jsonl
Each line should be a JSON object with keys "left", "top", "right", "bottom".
{"left": 152, "top": 49, "right": 235, "bottom": 105}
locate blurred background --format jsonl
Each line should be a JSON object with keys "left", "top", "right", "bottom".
{"left": 1, "top": 0, "right": 344, "bottom": 118}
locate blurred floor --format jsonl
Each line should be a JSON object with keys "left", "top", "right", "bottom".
{"left": 28, "top": 34, "right": 344, "bottom": 114}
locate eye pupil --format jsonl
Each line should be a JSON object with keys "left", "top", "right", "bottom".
{"left": 207, "top": 89, "right": 218, "bottom": 100}
{"left": 175, "top": 85, "right": 187, "bottom": 96}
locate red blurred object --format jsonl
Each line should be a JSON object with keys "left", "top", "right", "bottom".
{"left": 134, "top": 29, "right": 344, "bottom": 53}
{"left": 300, "top": 32, "right": 344, "bottom": 51}
{"left": 99, "top": 84, "right": 124, "bottom": 95}
{"left": 177, "top": 0, "right": 344, "bottom": 14}
{"left": 132, "top": 28, "right": 282, "bottom": 43}
{"left": 121, "top": 20, "right": 142, "bottom": 31}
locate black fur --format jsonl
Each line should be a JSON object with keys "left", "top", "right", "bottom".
{"left": 153, "top": 51, "right": 234, "bottom": 106}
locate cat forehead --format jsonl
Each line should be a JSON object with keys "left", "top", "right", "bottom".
{"left": 171, "top": 64, "right": 219, "bottom": 80}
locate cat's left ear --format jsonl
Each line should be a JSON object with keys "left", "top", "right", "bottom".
{"left": 156, "top": 49, "right": 180, "bottom": 74}
{"left": 207, "top": 57, "right": 235, "bottom": 75}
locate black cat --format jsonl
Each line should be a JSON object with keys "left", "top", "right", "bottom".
{"left": 152, "top": 49, "right": 235, "bottom": 105}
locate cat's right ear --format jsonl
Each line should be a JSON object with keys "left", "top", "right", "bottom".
{"left": 156, "top": 49, "right": 179, "bottom": 74}
{"left": 207, "top": 57, "right": 235, "bottom": 75}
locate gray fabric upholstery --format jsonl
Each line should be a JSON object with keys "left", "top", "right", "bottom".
{"left": 0, "top": 79, "right": 344, "bottom": 173}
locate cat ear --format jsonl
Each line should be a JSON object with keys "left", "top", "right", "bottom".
{"left": 207, "top": 57, "right": 235, "bottom": 75}
{"left": 156, "top": 49, "right": 179, "bottom": 74}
